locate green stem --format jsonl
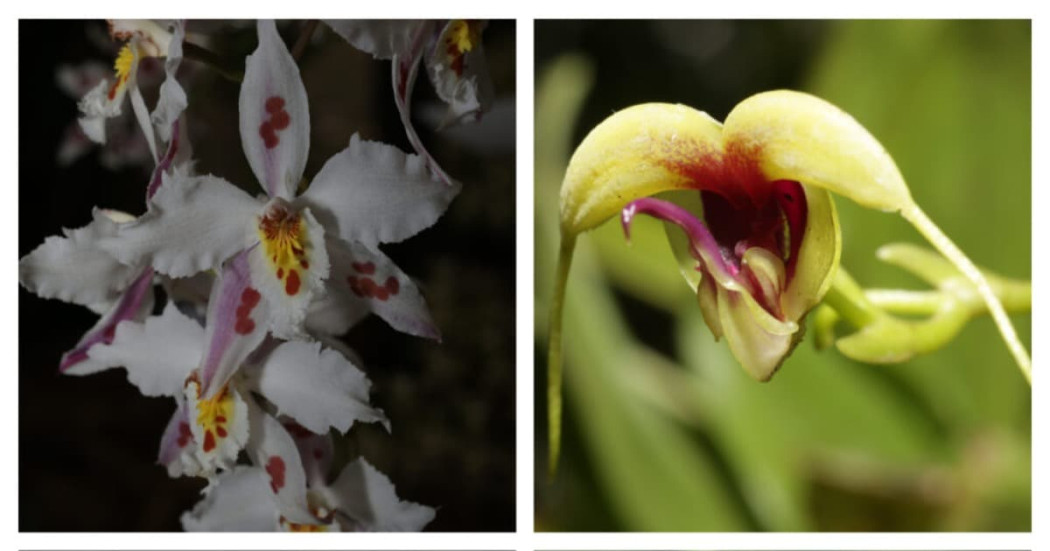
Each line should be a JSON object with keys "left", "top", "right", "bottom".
{"left": 182, "top": 41, "right": 244, "bottom": 83}
{"left": 547, "top": 234, "right": 576, "bottom": 481}
{"left": 900, "top": 204, "right": 1031, "bottom": 383}
{"left": 864, "top": 289, "right": 945, "bottom": 315}
{"left": 822, "top": 268, "right": 881, "bottom": 329}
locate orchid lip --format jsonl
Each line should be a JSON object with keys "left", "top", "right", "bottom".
{"left": 621, "top": 197, "right": 744, "bottom": 293}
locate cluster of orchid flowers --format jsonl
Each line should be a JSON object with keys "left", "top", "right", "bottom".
{"left": 21, "top": 19, "right": 493, "bottom": 531}
{"left": 547, "top": 92, "right": 1032, "bottom": 475}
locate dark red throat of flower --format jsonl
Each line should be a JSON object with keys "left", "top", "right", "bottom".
{"left": 620, "top": 179, "right": 807, "bottom": 318}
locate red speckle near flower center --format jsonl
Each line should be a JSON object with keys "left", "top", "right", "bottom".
{"left": 176, "top": 422, "right": 192, "bottom": 448}
{"left": 259, "top": 95, "right": 291, "bottom": 149}
{"left": 266, "top": 456, "right": 286, "bottom": 493}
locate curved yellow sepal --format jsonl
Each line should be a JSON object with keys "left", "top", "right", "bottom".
{"left": 723, "top": 90, "right": 912, "bottom": 213}
{"left": 560, "top": 103, "right": 723, "bottom": 235}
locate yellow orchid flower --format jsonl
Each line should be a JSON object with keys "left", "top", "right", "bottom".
{"left": 547, "top": 89, "right": 1031, "bottom": 476}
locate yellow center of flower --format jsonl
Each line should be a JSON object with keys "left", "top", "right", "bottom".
{"left": 258, "top": 202, "right": 311, "bottom": 296}
{"left": 194, "top": 385, "right": 235, "bottom": 454}
{"left": 447, "top": 20, "right": 480, "bottom": 55}
{"left": 107, "top": 44, "right": 135, "bottom": 100}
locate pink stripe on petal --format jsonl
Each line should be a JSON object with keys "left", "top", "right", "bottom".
{"left": 59, "top": 267, "right": 154, "bottom": 373}
{"left": 199, "top": 249, "right": 268, "bottom": 398}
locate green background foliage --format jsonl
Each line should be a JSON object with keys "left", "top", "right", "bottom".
{"left": 535, "top": 20, "right": 1030, "bottom": 531}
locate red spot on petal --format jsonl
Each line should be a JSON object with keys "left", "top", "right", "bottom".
{"left": 260, "top": 122, "right": 279, "bottom": 148}
{"left": 285, "top": 269, "right": 301, "bottom": 296}
{"left": 203, "top": 430, "right": 216, "bottom": 452}
{"left": 347, "top": 276, "right": 364, "bottom": 297}
{"left": 385, "top": 276, "right": 400, "bottom": 295}
{"left": 177, "top": 422, "right": 192, "bottom": 447}
{"left": 215, "top": 415, "right": 227, "bottom": 423}
{"left": 277, "top": 267, "right": 284, "bottom": 279}
{"left": 102, "top": 324, "right": 117, "bottom": 343}
{"left": 242, "top": 288, "right": 261, "bottom": 307}
{"left": 299, "top": 259, "right": 309, "bottom": 269}
{"left": 360, "top": 277, "right": 377, "bottom": 298}
{"left": 216, "top": 426, "right": 227, "bottom": 438}
{"left": 270, "top": 109, "right": 290, "bottom": 130}
{"left": 266, "top": 456, "right": 286, "bottom": 493}
{"left": 265, "top": 96, "right": 285, "bottom": 113}
{"left": 351, "top": 261, "right": 375, "bottom": 274}
{"left": 235, "top": 317, "right": 256, "bottom": 335}
{"left": 234, "top": 287, "right": 260, "bottom": 335}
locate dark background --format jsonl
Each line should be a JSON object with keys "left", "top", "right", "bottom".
{"left": 20, "top": 19, "right": 515, "bottom": 531}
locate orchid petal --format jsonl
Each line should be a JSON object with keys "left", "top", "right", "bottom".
{"left": 240, "top": 19, "right": 310, "bottom": 200}
{"left": 281, "top": 421, "right": 334, "bottom": 489}
{"left": 314, "top": 237, "right": 440, "bottom": 340}
{"left": 246, "top": 203, "right": 329, "bottom": 340}
{"left": 723, "top": 90, "right": 911, "bottom": 212}
{"left": 561, "top": 103, "right": 724, "bottom": 235}
{"left": 715, "top": 285, "right": 797, "bottom": 382}
{"left": 244, "top": 399, "right": 316, "bottom": 524}
{"left": 19, "top": 209, "right": 141, "bottom": 309}
{"left": 158, "top": 401, "right": 206, "bottom": 478}
{"left": 324, "top": 20, "right": 430, "bottom": 60}
{"left": 198, "top": 249, "right": 271, "bottom": 397}
{"left": 424, "top": 20, "right": 494, "bottom": 127}
{"left": 74, "top": 302, "right": 201, "bottom": 396}
{"left": 100, "top": 173, "right": 261, "bottom": 278}
{"left": 150, "top": 20, "right": 186, "bottom": 145}
{"left": 59, "top": 268, "right": 155, "bottom": 373}
{"left": 321, "top": 457, "right": 435, "bottom": 531}
{"left": 128, "top": 78, "right": 158, "bottom": 162}
{"left": 247, "top": 341, "right": 388, "bottom": 435}
{"left": 184, "top": 380, "right": 250, "bottom": 474}
{"left": 781, "top": 185, "right": 840, "bottom": 321}
{"left": 301, "top": 133, "right": 458, "bottom": 248}
{"left": 393, "top": 26, "right": 455, "bottom": 186}
{"left": 181, "top": 466, "right": 280, "bottom": 531}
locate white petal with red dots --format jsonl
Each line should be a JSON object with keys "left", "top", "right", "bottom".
{"left": 181, "top": 466, "right": 280, "bottom": 531}
{"left": 322, "top": 457, "right": 435, "bottom": 531}
{"left": 301, "top": 134, "right": 459, "bottom": 248}
{"left": 19, "top": 209, "right": 142, "bottom": 310}
{"left": 197, "top": 249, "right": 272, "bottom": 397}
{"left": 240, "top": 20, "right": 310, "bottom": 200}
{"left": 318, "top": 237, "right": 440, "bottom": 340}
{"left": 247, "top": 203, "right": 329, "bottom": 340}
{"left": 99, "top": 173, "right": 262, "bottom": 278}
{"left": 244, "top": 399, "right": 316, "bottom": 524}
{"left": 324, "top": 20, "right": 430, "bottom": 60}
{"left": 158, "top": 401, "right": 206, "bottom": 478}
{"left": 59, "top": 270, "right": 155, "bottom": 374}
{"left": 77, "top": 302, "right": 202, "bottom": 396}
{"left": 248, "top": 341, "right": 388, "bottom": 435}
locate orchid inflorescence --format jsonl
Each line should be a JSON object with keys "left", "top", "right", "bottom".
{"left": 21, "top": 19, "right": 494, "bottom": 531}
{"left": 547, "top": 91, "right": 1031, "bottom": 476}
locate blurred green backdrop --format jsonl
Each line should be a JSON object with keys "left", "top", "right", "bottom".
{"left": 534, "top": 20, "right": 1030, "bottom": 532}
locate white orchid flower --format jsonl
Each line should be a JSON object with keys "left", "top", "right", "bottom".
{"left": 100, "top": 20, "right": 457, "bottom": 344}
{"left": 72, "top": 264, "right": 388, "bottom": 491}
